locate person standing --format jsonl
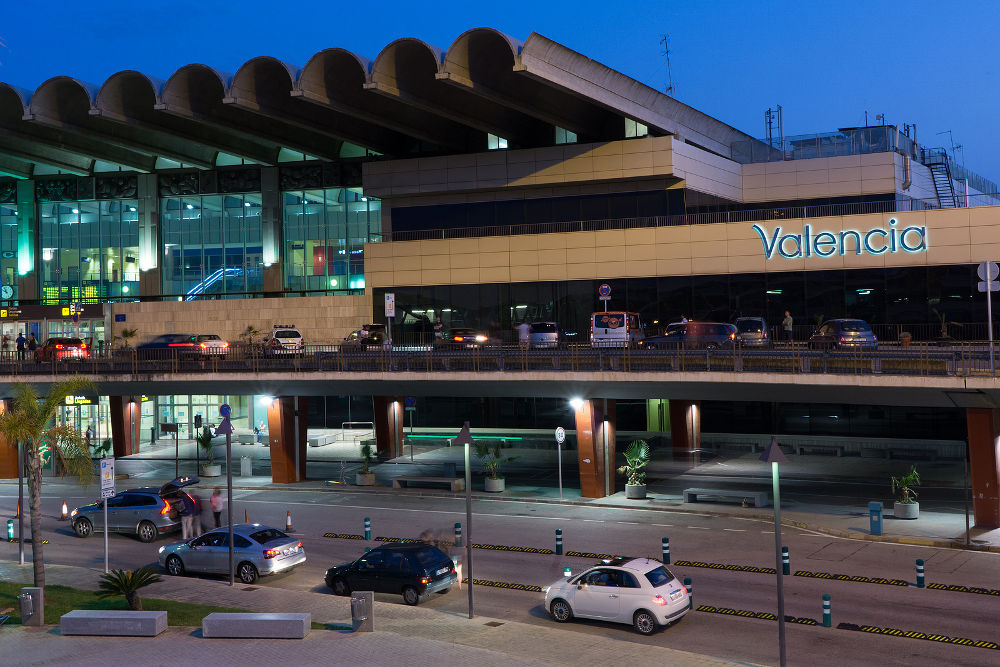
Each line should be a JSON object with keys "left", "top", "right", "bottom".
{"left": 210, "top": 488, "right": 224, "bottom": 528}
{"left": 782, "top": 311, "right": 794, "bottom": 342}
{"left": 27, "top": 332, "right": 37, "bottom": 355}
{"left": 85, "top": 424, "right": 93, "bottom": 448}
{"left": 15, "top": 331, "right": 25, "bottom": 361}
{"left": 516, "top": 321, "right": 531, "bottom": 349}
{"left": 180, "top": 492, "right": 197, "bottom": 539}
{"left": 433, "top": 316, "right": 444, "bottom": 339}
{"left": 1, "top": 333, "right": 9, "bottom": 358}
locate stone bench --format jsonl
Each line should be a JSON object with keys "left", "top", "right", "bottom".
{"left": 237, "top": 433, "right": 255, "bottom": 444}
{"left": 308, "top": 434, "right": 333, "bottom": 447}
{"left": 683, "top": 488, "right": 768, "bottom": 508}
{"left": 795, "top": 444, "right": 845, "bottom": 457}
{"left": 202, "top": 612, "right": 311, "bottom": 639}
{"left": 60, "top": 610, "right": 167, "bottom": 636}
{"left": 393, "top": 476, "right": 465, "bottom": 492}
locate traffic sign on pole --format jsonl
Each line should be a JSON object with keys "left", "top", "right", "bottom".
{"left": 980, "top": 262, "right": 999, "bottom": 376}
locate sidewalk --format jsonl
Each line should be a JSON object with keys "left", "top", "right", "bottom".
{"left": 0, "top": 562, "right": 747, "bottom": 667}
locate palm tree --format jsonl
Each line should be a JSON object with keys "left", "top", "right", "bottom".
{"left": 0, "top": 378, "right": 97, "bottom": 589}
{"left": 97, "top": 567, "right": 163, "bottom": 611}
{"left": 117, "top": 327, "right": 138, "bottom": 349}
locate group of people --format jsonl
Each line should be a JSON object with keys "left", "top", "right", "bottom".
{"left": 1, "top": 331, "right": 37, "bottom": 359}
{"left": 178, "top": 487, "right": 228, "bottom": 539}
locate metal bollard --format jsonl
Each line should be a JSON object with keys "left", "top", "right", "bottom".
{"left": 822, "top": 594, "right": 831, "bottom": 627}
{"left": 6, "top": 518, "right": 13, "bottom": 540}
{"left": 555, "top": 528, "right": 563, "bottom": 555}
{"left": 564, "top": 566, "right": 572, "bottom": 578}
{"left": 916, "top": 559, "right": 925, "bottom": 588}
{"left": 684, "top": 577, "right": 693, "bottom": 609}
{"left": 662, "top": 537, "right": 670, "bottom": 564}
{"left": 454, "top": 522, "right": 462, "bottom": 547}
{"left": 364, "top": 517, "right": 371, "bottom": 541}
{"left": 781, "top": 546, "right": 790, "bottom": 575}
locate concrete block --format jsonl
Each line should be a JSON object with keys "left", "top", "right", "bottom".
{"left": 60, "top": 610, "right": 167, "bottom": 636}
{"left": 202, "top": 612, "right": 311, "bottom": 639}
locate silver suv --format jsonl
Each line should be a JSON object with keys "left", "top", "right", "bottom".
{"left": 70, "top": 477, "right": 200, "bottom": 543}
{"left": 267, "top": 324, "right": 304, "bottom": 356}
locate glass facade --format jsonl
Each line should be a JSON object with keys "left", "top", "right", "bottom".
{"left": 282, "top": 188, "right": 380, "bottom": 293}
{"left": 161, "top": 194, "right": 263, "bottom": 299}
{"left": 0, "top": 202, "right": 16, "bottom": 303}
{"left": 39, "top": 200, "right": 139, "bottom": 304}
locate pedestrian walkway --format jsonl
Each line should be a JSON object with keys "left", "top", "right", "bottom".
{"left": 0, "top": 562, "right": 747, "bottom": 667}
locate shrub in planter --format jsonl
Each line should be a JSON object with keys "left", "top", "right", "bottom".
{"left": 356, "top": 443, "right": 376, "bottom": 485}
{"left": 617, "top": 439, "right": 650, "bottom": 499}
{"left": 891, "top": 465, "right": 920, "bottom": 519}
{"left": 474, "top": 442, "right": 520, "bottom": 491}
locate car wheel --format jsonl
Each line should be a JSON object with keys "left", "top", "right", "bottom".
{"left": 330, "top": 577, "right": 350, "bottom": 596}
{"left": 633, "top": 609, "right": 658, "bottom": 635}
{"left": 165, "top": 555, "right": 185, "bottom": 577}
{"left": 550, "top": 599, "right": 573, "bottom": 622}
{"left": 73, "top": 517, "right": 93, "bottom": 538}
{"left": 238, "top": 562, "right": 259, "bottom": 585}
{"left": 402, "top": 585, "right": 420, "bottom": 606}
{"left": 136, "top": 520, "right": 157, "bottom": 543}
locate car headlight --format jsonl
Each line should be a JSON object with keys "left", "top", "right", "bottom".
{"left": 70, "top": 509, "right": 77, "bottom": 517}
{"left": 158, "top": 546, "right": 165, "bottom": 554}
{"left": 475, "top": 335, "right": 487, "bottom": 342}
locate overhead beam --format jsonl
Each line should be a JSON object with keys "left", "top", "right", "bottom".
{"left": 20, "top": 113, "right": 156, "bottom": 172}
{"left": 0, "top": 133, "right": 93, "bottom": 175}
{"left": 0, "top": 155, "right": 33, "bottom": 179}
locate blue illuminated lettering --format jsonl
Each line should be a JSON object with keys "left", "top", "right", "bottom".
{"left": 813, "top": 232, "right": 837, "bottom": 257}
{"left": 864, "top": 229, "right": 888, "bottom": 254}
{"left": 752, "top": 221, "right": 927, "bottom": 260}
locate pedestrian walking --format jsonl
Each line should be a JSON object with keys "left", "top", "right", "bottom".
{"left": 210, "top": 488, "right": 224, "bottom": 528}
{"left": 782, "top": 310, "right": 794, "bottom": 342}
{"left": 433, "top": 316, "right": 444, "bottom": 339}
{"left": 15, "top": 331, "right": 25, "bottom": 361}
{"left": 1, "top": 333, "right": 9, "bottom": 358}
{"left": 517, "top": 321, "right": 531, "bottom": 349}
{"left": 27, "top": 332, "right": 37, "bottom": 354}
{"left": 85, "top": 424, "right": 93, "bottom": 448}
{"left": 180, "top": 492, "right": 197, "bottom": 539}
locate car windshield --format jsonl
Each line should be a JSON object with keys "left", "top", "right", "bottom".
{"left": 411, "top": 546, "right": 448, "bottom": 568}
{"left": 249, "top": 528, "right": 289, "bottom": 544}
{"left": 274, "top": 331, "right": 300, "bottom": 339}
{"left": 644, "top": 565, "right": 677, "bottom": 587}
{"left": 839, "top": 321, "right": 871, "bottom": 332}
{"left": 196, "top": 335, "right": 221, "bottom": 342}
{"left": 531, "top": 323, "right": 558, "bottom": 333}
{"left": 736, "top": 320, "right": 763, "bottom": 333}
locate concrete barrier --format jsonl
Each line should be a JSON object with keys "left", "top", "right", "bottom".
{"left": 60, "top": 610, "right": 167, "bottom": 636}
{"left": 202, "top": 612, "right": 311, "bottom": 638}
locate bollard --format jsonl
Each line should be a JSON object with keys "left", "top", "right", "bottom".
{"left": 244, "top": 508, "right": 249, "bottom": 523}
{"left": 564, "top": 566, "right": 572, "bottom": 578}
{"left": 285, "top": 510, "right": 294, "bottom": 532}
{"left": 781, "top": 546, "right": 790, "bottom": 575}
{"left": 60, "top": 501, "right": 69, "bottom": 521}
{"left": 364, "top": 517, "right": 371, "bottom": 540}
{"left": 555, "top": 528, "right": 563, "bottom": 555}
{"left": 6, "top": 518, "right": 12, "bottom": 540}
{"left": 916, "top": 559, "right": 925, "bottom": 588}
{"left": 684, "top": 577, "right": 693, "bottom": 609}
{"left": 822, "top": 594, "right": 831, "bottom": 627}
{"left": 454, "top": 522, "right": 462, "bottom": 547}
{"left": 662, "top": 537, "right": 670, "bottom": 564}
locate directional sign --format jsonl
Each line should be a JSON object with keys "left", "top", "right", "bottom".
{"left": 978, "top": 261, "right": 999, "bottom": 282}
{"left": 978, "top": 281, "right": 1000, "bottom": 293}
{"left": 385, "top": 292, "right": 396, "bottom": 318}
{"left": 100, "top": 457, "right": 115, "bottom": 499}
{"left": 554, "top": 427, "right": 566, "bottom": 444}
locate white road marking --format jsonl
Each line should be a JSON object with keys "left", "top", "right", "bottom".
{"left": 651, "top": 524, "right": 673, "bottom": 527}
{"left": 723, "top": 528, "right": 745, "bottom": 532}
{"left": 687, "top": 526, "right": 711, "bottom": 530}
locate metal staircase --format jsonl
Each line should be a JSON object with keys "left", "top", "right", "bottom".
{"left": 922, "top": 149, "right": 959, "bottom": 208}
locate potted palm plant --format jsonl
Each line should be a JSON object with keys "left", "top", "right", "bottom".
{"left": 196, "top": 426, "right": 221, "bottom": 477}
{"left": 355, "top": 442, "right": 376, "bottom": 485}
{"left": 474, "top": 441, "right": 520, "bottom": 492}
{"left": 617, "top": 439, "right": 651, "bottom": 499}
{"left": 891, "top": 465, "right": 920, "bottom": 519}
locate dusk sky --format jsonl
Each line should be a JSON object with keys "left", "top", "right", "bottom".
{"left": 1, "top": 0, "right": 997, "bottom": 183}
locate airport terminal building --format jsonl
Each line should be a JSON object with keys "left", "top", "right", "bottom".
{"left": 1, "top": 29, "right": 1000, "bottom": 520}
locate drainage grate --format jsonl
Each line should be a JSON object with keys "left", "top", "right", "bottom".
{"left": 242, "top": 587, "right": 259, "bottom": 591}
{"left": 483, "top": 621, "right": 504, "bottom": 627}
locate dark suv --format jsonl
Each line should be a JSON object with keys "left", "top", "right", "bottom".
{"left": 640, "top": 322, "right": 737, "bottom": 350}
{"left": 325, "top": 542, "right": 458, "bottom": 605}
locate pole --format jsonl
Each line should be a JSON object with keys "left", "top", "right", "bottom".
{"left": 226, "top": 429, "right": 234, "bottom": 586}
{"left": 18, "top": 440, "right": 24, "bottom": 565}
{"left": 988, "top": 278, "right": 995, "bottom": 375}
{"left": 464, "top": 437, "right": 474, "bottom": 619}
{"left": 103, "top": 500, "right": 109, "bottom": 573}
{"left": 964, "top": 443, "right": 971, "bottom": 546}
{"left": 294, "top": 400, "right": 300, "bottom": 482}
{"left": 602, "top": 399, "right": 610, "bottom": 496}
{"left": 409, "top": 411, "right": 414, "bottom": 462}
{"left": 557, "top": 439, "right": 563, "bottom": 501}
{"left": 174, "top": 427, "right": 179, "bottom": 478}
{"left": 772, "top": 462, "right": 787, "bottom": 667}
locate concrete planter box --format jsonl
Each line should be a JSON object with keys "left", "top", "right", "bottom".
{"left": 355, "top": 472, "right": 376, "bottom": 486}
{"left": 625, "top": 484, "right": 647, "bottom": 499}
{"left": 894, "top": 501, "right": 919, "bottom": 519}
{"left": 201, "top": 464, "right": 222, "bottom": 477}
{"left": 484, "top": 477, "right": 505, "bottom": 493}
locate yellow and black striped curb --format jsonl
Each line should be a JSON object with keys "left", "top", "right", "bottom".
{"left": 696, "top": 605, "right": 817, "bottom": 625}
{"left": 566, "top": 550, "right": 618, "bottom": 559}
{"left": 323, "top": 533, "right": 365, "bottom": 540}
{"left": 469, "top": 543, "right": 553, "bottom": 554}
{"left": 927, "top": 583, "right": 1000, "bottom": 596}
{"left": 674, "top": 559, "right": 775, "bottom": 574}
{"left": 794, "top": 570, "right": 908, "bottom": 586}
{"left": 461, "top": 578, "right": 543, "bottom": 592}
{"left": 5, "top": 538, "right": 48, "bottom": 544}
{"left": 839, "top": 622, "right": 999, "bottom": 650}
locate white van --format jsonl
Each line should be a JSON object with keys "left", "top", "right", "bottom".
{"left": 590, "top": 312, "right": 644, "bottom": 348}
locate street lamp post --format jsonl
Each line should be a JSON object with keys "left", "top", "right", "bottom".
{"left": 215, "top": 403, "right": 235, "bottom": 586}
{"left": 453, "top": 421, "right": 475, "bottom": 619}
{"left": 761, "top": 436, "right": 788, "bottom": 667}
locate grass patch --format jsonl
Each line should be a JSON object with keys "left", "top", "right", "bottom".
{"left": 313, "top": 621, "right": 352, "bottom": 631}
{"left": 0, "top": 582, "right": 250, "bottom": 626}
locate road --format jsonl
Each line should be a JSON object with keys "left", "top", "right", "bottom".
{"left": 2, "top": 486, "right": 998, "bottom": 666}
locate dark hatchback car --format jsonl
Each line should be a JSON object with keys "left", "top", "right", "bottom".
{"left": 34, "top": 337, "right": 89, "bottom": 362}
{"left": 70, "top": 476, "right": 201, "bottom": 543}
{"left": 325, "top": 542, "right": 458, "bottom": 605}
{"left": 734, "top": 317, "right": 770, "bottom": 348}
{"left": 136, "top": 333, "right": 199, "bottom": 359}
{"left": 433, "top": 327, "right": 489, "bottom": 349}
{"left": 639, "top": 322, "right": 737, "bottom": 350}
{"left": 808, "top": 319, "right": 878, "bottom": 350}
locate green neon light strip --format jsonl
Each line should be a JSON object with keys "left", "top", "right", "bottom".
{"left": 406, "top": 434, "right": 523, "bottom": 440}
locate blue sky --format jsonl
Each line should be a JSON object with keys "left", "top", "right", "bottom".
{"left": 1, "top": 0, "right": 997, "bottom": 181}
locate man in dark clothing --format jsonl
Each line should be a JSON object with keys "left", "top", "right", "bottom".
{"left": 180, "top": 493, "right": 198, "bottom": 539}
{"left": 27, "top": 333, "right": 37, "bottom": 354}
{"left": 15, "top": 332, "right": 25, "bottom": 360}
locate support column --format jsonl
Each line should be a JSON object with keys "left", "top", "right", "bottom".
{"left": 15, "top": 180, "right": 37, "bottom": 302}
{"left": 965, "top": 408, "right": 1000, "bottom": 529}
{"left": 0, "top": 399, "right": 16, "bottom": 478}
{"left": 260, "top": 166, "right": 283, "bottom": 296}
{"left": 136, "top": 174, "right": 161, "bottom": 298}
{"left": 109, "top": 396, "right": 141, "bottom": 457}
{"left": 373, "top": 396, "right": 403, "bottom": 460}
{"left": 572, "top": 399, "right": 616, "bottom": 498}
{"left": 669, "top": 400, "right": 701, "bottom": 455}
{"left": 267, "top": 396, "right": 308, "bottom": 483}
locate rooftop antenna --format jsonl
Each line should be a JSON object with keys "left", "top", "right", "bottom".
{"left": 936, "top": 130, "right": 963, "bottom": 164}
{"left": 765, "top": 105, "right": 783, "bottom": 151}
{"left": 659, "top": 35, "right": 675, "bottom": 96}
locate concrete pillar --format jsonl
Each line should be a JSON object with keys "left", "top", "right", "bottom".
{"left": 646, "top": 399, "right": 669, "bottom": 432}
{"left": 267, "top": 396, "right": 308, "bottom": 483}
{"left": 965, "top": 408, "right": 1000, "bottom": 529}
{"left": 109, "top": 396, "right": 141, "bottom": 457}
{"left": 669, "top": 400, "right": 701, "bottom": 455}
{"left": 572, "top": 399, "right": 617, "bottom": 498}
{"left": 260, "top": 167, "right": 283, "bottom": 295}
{"left": 136, "top": 174, "right": 161, "bottom": 297}
{"left": 0, "top": 399, "right": 16, "bottom": 478}
{"left": 373, "top": 396, "right": 403, "bottom": 459}
{"left": 15, "top": 180, "right": 37, "bottom": 302}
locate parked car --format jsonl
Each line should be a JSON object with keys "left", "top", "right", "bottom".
{"left": 639, "top": 321, "right": 737, "bottom": 350}
{"left": 529, "top": 321, "right": 560, "bottom": 349}
{"left": 434, "top": 327, "right": 489, "bottom": 349}
{"left": 809, "top": 319, "right": 878, "bottom": 350}
{"left": 136, "top": 333, "right": 198, "bottom": 359}
{"left": 341, "top": 324, "right": 390, "bottom": 351}
{"left": 734, "top": 317, "right": 770, "bottom": 348}
{"left": 590, "top": 311, "right": 644, "bottom": 348}
{"left": 325, "top": 542, "right": 458, "bottom": 606}
{"left": 544, "top": 557, "right": 690, "bottom": 635}
{"left": 34, "top": 337, "right": 88, "bottom": 362}
{"left": 266, "top": 324, "right": 304, "bottom": 356}
{"left": 158, "top": 523, "right": 305, "bottom": 585}
{"left": 70, "top": 476, "right": 201, "bottom": 543}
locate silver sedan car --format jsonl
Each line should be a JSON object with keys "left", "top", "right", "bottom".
{"left": 158, "top": 523, "right": 306, "bottom": 584}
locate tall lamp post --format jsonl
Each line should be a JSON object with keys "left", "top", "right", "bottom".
{"left": 453, "top": 421, "right": 475, "bottom": 619}
{"left": 761, "top": 436, "right": 788, "bottom": 667}
{"left": 215, "top": 403, "right": 235, "bottom": 586}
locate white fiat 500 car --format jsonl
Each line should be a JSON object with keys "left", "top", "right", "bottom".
{"left": 544, "top": 557, "right": 690, "bottom": 635}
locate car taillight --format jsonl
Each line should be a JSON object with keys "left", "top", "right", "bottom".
{"left": 80, "top": 343, "right": 87, "bottom": 349}
{"left": 653, "top": 595, "right": 667, "bottom": 606}
{"left": 264, "top": 548, "right": 281, "bottom": 559}
{"left": 160, "top": 500, "right": 171, "bottom": 515}
{"left": 222, "top": 342, "right": 229, "bottom": 349}
{"left": 454, "top": 336, "right": 464, "bottom": 342}
{"left": 169, "top": 342, "right": 195, "bottom": 347}
{"left": 729, "top": 333, "right": 735, "bottom": 340}
{"left": 55, "top": 344, "right": 64, "bottom": 349}
{"left": 420, "top": 576, "right": 431, "bottom": 584}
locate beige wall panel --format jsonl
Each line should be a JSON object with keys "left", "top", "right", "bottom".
{"left": 743, "top": 173, "right": 766, "bottom": 189}
{"left": 863, "top": 178, "right": 896, "bottom": 192}
{"left": 925, "top": 245, "right": 972, "bottom": 265}
{"left": 655, "top": 225, "right": 691, "bottom": 244}
{"left": 969, "top": 205, "right": 1000, "bottom": 227}
{"left": 394, "top": 269, "right": 423, "bottom": 285}
{"left": 690, "top": 240, "right": 724, "bottom": 259}
{"left": 390, "top": 255, "right": 422, "bottom": 271}
{"left": 593, "top": 154, "right": 623, "bottom": 173}
{"left": 590, "top": 142, "right": 624, "bottom": 157}
{"left": 537, "top": 264, "right": 568, "bottom": 281}
{"left": 369, "top": 271, "right": 394, "bottom": 288}
{"left": 538, "top": 248, "right": 567, "bottom": 265}
{"left": 624, "top": 228, "right": 656, "bottom": 246}
{"left": 689, "top": 224, "right": 727, "bottom": 242}
{"left": 626, "top": 259, "right": 658, "bottom": 277}
{"left": 971, "top": 244, "right": 1000, "bottom": 262}
{"left": 509, "top": 235, "right": 539, "bottom": 251}
{"left": 445, "top": 154, "right": 476, "bottom": 169}
{"left": 727, "top": 255, "right": 766, "bottom": 274}
{"left": 692, "top": 256, "right": 728, "bottom": 275}
{"left": 450, "top": 253, "right": 481, "bottom": 269}
{"left": 796, "top": 170, "right": 830, "bottom": 186}
{"left": 510, "top": 250, "right": 540, "bottom": 266}
{"left": 480, "top": 251, "right": 511, "bottom": 268}
{"left": 448, "top": 238, "right": 481, "bottom": 254}
{"left": 926, "top": 208, "right": 971, "bottom": 229}
{"left": 422, "top": 268, "right": 451, "bottom": 284}
{"left": 657, "top": 258, "right": 692, "bottom": 275}
{"left": 728, "top": 238, "right": 767, "bottom": 256}
{"left": 765, "top": 171, "right": 797, "bottom": 187}
{"left": 566, "top": 246, "right": 597, "bottom": 264}
{"left": 566, "top": 263, "right": 599, "bottom": 280}
{"left": 450, "top": 268, "right": 481, "bottom": 284}
{"left": 861, "top": 164, "right": 894, "bottom": 179}
{"left": 930, "top": 226, "right": 970, "bottom": 247}
{"left": 479, "top": 266, "right": 511, "bottom": 283}
{"left": 366, "top": 242, "right": 392, "bottom": 258}
{"left": 536, "top": 233, "right": 568, "bottom": 249}
{"left": 421, "top": 254, "right": 448, "bottom": 270}
{"left": 594, "top": 229, "right": 627, "bottom": 247}
{"left": 842, "top": 250, "right": 885, "bottom": 269}
{"left": 765, "top": 185, "right": 801, "bottom": 200}
{"left": 565, "top": 232, "right": 597, "bottom": 248}
{"left": 625, "top": 244, "right": 658, "bottom": 262}
{"left": 517, "top": 265, "right": 540, "bottom": 282}
{"left": 601, "top": 245, "right": 626, "bottom": 262}
{"left": 367, "top": 257, "right": 395, "bottom": 273}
